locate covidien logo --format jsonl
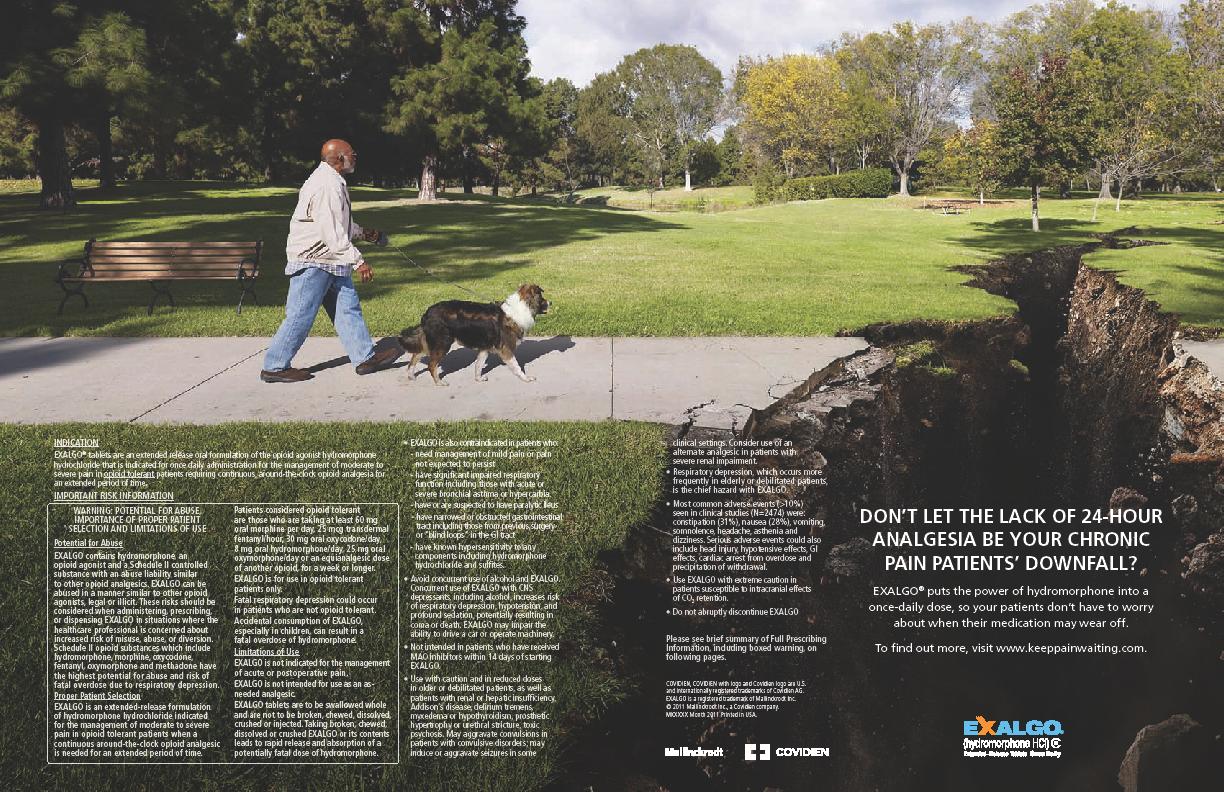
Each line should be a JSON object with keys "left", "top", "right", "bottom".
{"left": 745, "top": 743, "right": 770, "bottom": 761}
{"left": 745, "top": 743, "right": 828, "bottom": 760}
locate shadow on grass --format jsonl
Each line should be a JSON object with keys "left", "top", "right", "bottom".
{"left": 953, "top": 216, "right": 1105, "bottom": 258}
{"left": 1156, "top": 259, "right": 1224, "bottom": 326}
{"left": 5, "top": 184, "right": 681, "bottom": 337}
{"left": 951, "top": 201, "right": 1224, "bottom": 327}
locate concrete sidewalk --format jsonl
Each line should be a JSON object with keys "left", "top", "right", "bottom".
{"left": 0, "top": 336, "right": 869, "bottom": 428}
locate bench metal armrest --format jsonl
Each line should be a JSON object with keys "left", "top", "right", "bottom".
{"left": 55, "top": 259, "right": 84, "bottom": 283}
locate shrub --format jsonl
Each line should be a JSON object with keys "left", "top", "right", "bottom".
{"left": 752, "top": 164, "right": 783, "bottom": 204}
{"left": 777, "top": 168, "right": 893, "bottom": 201}
{"left": 847, "top": 168, "right": 893, "bottom": 197}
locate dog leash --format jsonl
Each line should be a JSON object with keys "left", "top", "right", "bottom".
{"left": 384, "top": 239, "right": 500, "bottom": 304}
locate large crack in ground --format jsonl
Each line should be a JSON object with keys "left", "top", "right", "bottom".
{"left": 546, "top": 233, "right": 1224, "bottom": 792}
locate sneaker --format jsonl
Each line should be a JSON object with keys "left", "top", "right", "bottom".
{"left": 260, "top": 368, "right": 313, "bottom": 383}
{"left": 356, "top": 347, "right": 402, "bottom": 375}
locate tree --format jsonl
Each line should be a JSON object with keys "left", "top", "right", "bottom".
{"left": 713, "top": 127, "right": 747, "bottom": 186}
{"left": 386, "top": 1, "right": 537, "bottom": 200}
{"left": 984, "top": 0, "right": 1097, "bottom": 136}
{"left": 991, "top": 0, "right": 1097, "bottom": 78}
{"left": 838, "top": 66, "right": 890, "bottom": 170}
{"left": 1072, "top": 1, "right": 1187, "bottom": 208}
{"left": 1182, "top": 0, "right": 1224, "bottom": 119}
{"left": 737, "top": 53, "right": 847, "bottom": 178}
{"left": 535, "top": 77, "right": 580, "bottom": 196}
{"left": 230, "top": 0, "right": 417, "bottom": 184}
{"left": 0, "top": 106, "right": 36, "bottom": 177}
{"left": 67, "top": 12, "right": 151, "bottom": 189}
{"left": 995, "top": 55, "right": 1099, "bottom": 230}
{"left": 685, "top": 138, "right": 721, "bottom": 187}
{"left": 941, "top": 119, "right": 1004, "bottom": 204}
{"left": 121, "top": 0, "right": 238, "bottom": 182}
{"left": 1180, "top": 0, "right": 1224, "bottom": 187}
{"left": 613, "top": 44, "right": 723, "bottom": 190}
{"left": 575, "top": 70, "right": 635, "bottom": 186}
{"left": 1, "top": 3, "right": 149, "bottom": 208}
{"left": 836, "top": 21, "right": 982, "bottom": 196}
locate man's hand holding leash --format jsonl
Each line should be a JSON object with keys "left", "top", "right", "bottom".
{"left": 356, "top": 228, "right": 388, "bottom": 282}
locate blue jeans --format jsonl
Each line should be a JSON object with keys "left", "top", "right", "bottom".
{"left": 263, "top": 267, "right": 374, "bottom": 371}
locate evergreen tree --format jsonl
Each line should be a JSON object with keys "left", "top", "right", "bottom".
{"left": 575, "top": 71, "right": 635, "bottom": 186}
{"left": 1, "top": 3, "right": 148, "bottom": 208}
{"left": 385, "top": 0, "right": 539, "bottom": 200}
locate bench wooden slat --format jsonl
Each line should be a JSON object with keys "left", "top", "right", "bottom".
{"left": 63, "top": 272, "right": 248, "bottom": 281}
{"left": 88, "top": 258, "right": 253, "bottom": 268}
{"left": 56, "top": 237, "right": 263, "bottom": 316}
{"left": 90, "top": 241, "right": 258, "bottom": 248}
{"left": 89, "top": 251, "right": 255, "bottom": 259}
{"left": 66, "top": 263, "right": 256, "bottom": 275}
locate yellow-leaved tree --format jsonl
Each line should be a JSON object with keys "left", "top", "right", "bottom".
{"left": 737, "top": 54, "right": 848, "bottom": 178}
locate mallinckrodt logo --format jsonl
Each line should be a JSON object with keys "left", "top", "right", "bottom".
{"left": 665, "top": 747, "right": 724, "bottom": 757}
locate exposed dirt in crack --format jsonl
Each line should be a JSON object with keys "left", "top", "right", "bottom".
{"left": 546, "top": 232, "right": 1224, "bottom": 792}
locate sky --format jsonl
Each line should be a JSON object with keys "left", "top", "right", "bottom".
{"left": 517, "top": 0, "right": 1187, "bottom": 87}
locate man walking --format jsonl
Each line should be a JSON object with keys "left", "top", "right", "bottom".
{"left": 260, "top": 139, "right": 401, "bottom": 383}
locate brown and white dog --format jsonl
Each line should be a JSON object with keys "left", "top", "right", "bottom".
{"left": 398, "top": 284, "right": 550, "bottom": 385}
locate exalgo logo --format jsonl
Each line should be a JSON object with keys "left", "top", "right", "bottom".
{"left": 745, "top": 743, "right": 770, "bottom": 761}
{"left": 964, "top": 717, "right": 1063, "bottom": 736}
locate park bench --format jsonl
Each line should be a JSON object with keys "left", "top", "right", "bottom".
{"left": 54, "top": 238, "right": 263, "bottom": 316}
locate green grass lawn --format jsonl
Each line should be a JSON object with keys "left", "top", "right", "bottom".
{"left": 3, "top": 181, "right": 1222, "bottom": 338}
{"left": 5, "top": 179, "right": 1223, "bottom": 792}
{"left": 0, "top": 421, "right": 667, "bottom": 792}
{"left": 557, "top": 183, "right": 757, "bottom": 211}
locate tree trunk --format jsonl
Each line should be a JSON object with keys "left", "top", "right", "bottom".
{"left": 897, "top": 168, "right": 910, "bottom": 197}
{"left": 462, "top": 149, "right": 474, "bottom": 193}
{"left": 154, "top": 128, "right": 169, "bottom": 180}
{"left": 35, "top": 113, "right": 75, "bottom": 210}
{"left": 1031, "top": 183, "right": 1040, "bottom": 232}
{"left": 419, "top": 153, "right": 438, "bottom": 201}
{"left": 1097, "top": 171, "right": 1112, "bottom": 201}
{"left": 97, "top": 114, "right": 117, "bottom": 190}
{"left": 684, "top": 168, "right": 692, "bottom": 191}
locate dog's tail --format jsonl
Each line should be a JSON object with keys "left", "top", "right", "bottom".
{"left": 398, "top": 327, "right": 425, "bottom": 353}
